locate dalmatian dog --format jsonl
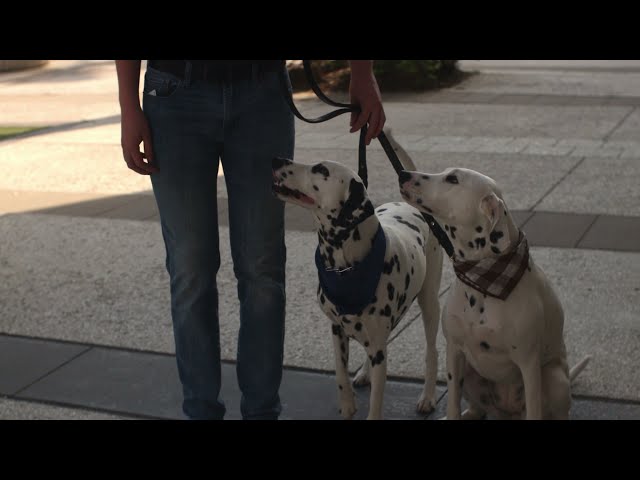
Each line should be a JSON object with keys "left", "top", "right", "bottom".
{"left": 391, "top": 133, "right": 590, "bottom": 420}
{"left": 271, "top": 148, "right": 443, "bottom": 420}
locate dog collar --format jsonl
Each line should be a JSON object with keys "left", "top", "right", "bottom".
{"left": 315, "top": 224, "right": 386, "bottom": 316}
{"left": 452, "top": 230, "right": 530, "bottom": 301}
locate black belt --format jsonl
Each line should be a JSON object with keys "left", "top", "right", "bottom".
{"left": 148, "top": 60, "right": 284, "bottom": 83}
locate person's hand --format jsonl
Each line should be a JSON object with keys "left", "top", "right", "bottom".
{"left": 120, "top": 106, "right": 158, "bottom": 175}
{"left": 348, "top": 61, "right": 386, "bottom": 145}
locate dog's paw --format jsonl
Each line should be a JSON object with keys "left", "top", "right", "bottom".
{"left": 416, "top": 393, "right": 436, "bottom": 414}
{"left": 352, "top": 365, "right": 371, "bottom": 388}
{"left": 339, "top": 402, "right": 357, "bottom": 420}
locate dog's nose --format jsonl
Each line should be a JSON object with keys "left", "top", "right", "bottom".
{"left": 272, "top": 157, "right": 292, "bottom": 171}
{"left": 398, "top": 170, "right": 413, "bottom": 185}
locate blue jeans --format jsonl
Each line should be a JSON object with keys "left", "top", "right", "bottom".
{"left": 142, "top": 63, "right": 294, "bottom": 419}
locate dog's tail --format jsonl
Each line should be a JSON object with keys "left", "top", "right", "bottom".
{"left": 383, "top": 126, "right": 417, "bottom": 172}
{"left": 569, "top": 355, "right": 592, "bottom": 383}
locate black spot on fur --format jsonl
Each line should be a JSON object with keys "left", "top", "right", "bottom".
{"left": 387, "top": 283, "right": 395, "bottom": 301}
{"left": 380, "top": 305, "right": 392, "bottom": 317}
{"left": 480, "top": 307, "right": 484, "bottom": 313}
{"left": 475, "top": 237, "right": 486, "bottom": 248}
{"left": 405, "top": 274, "right": 410, "bottom": 290}
{"left": 491, "top": 246, "right": 501, "bottom": 254}
{"left": 338, "top": 385, "right": 343, "bottom": 390}
{"left": 421, "top": 175, "right": 429, "bottom": 180}
{"left": 355, "top": 322, "right": 362, "bottom": 331}
{"left": 353, "top": 228, "right": 361, "bottom": 241}
{"left": 414, "top": 181, "right": 421, "bottom": 186}
{"left": 416, "top": 236, "right": 423, "bottom": 246}
{"left": 512, "top": 345, "right": 517, "bottom": 350}
{"left": 480, "top": 319, "right": 485, "bottom": 325}
{"left": 476, "top": 226, "right": 483, "bottom": 233}
{"left": 313, "top": 185, "right": 319, "bottom": 191}
{"left": 445, "top": 225, "right": 449, "bottom": 231}
{"left": 341, "top": 317, "right": 351, "bottom": 324}
{"left": 417, "top": 198, "right": 423, "bottom": 204}
{"left": 364, "top": 341, "right": 370, "bottom": 347}
{"left": 469, "top": 295, "right": 476, "bottom": 308}
{"left": 311, "top": 164, "right": 330, "bottom": 177}
{"left": 480, "top": 341, "right": 490, "bottom": 350}
{"left": 411, "top": 266, "right": 414, "bottom": 275}
{"left": 449, "top": 226, "right": 457, "bottom": 239}
{"left": 459, "top": 378, "right": 464, "bottom": 388}
{"left": 490, "top": 230, "right": 504, "bottom": 244}
{"left": 468, "top": 241, "right": 474, "bottom": 248}
{"left": 320, "top": 294, "right": 325, "bottom": 304}
{"left": 458, "top": 249, "right": 465, "bottom": 258}
{"left": 413, "top": 213, "right": 426, "bottom": 223}
{"left": 369, "top": 306, "right": 376, "bottom": 315}
{"left": 394, "top": 217, "right": 420, "bottom": 233}
{"left": 371, "top": 350, "right": 385, "bottom": 366}
{"left": 331, "top": 325, "right": 340, "bottom": 335}
{"left": 382, "top": 257, "right": 395, "bottom": 275}
{"left": 377, "top": 208, "right": 387, "bottom": 212}
{"left": 447, "top": 373, "right": 452, "bottom": 381}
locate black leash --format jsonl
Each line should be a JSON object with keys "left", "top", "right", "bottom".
{"left": 280, "top": 60, "right": 454, "bottom": 258}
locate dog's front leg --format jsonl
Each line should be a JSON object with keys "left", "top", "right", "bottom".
{"left": 366, "top": 346, "right": 387, "bottom": 420}
{"left": 331, "top": 324, "right": 356, "bottom": 419}
{"left": 519, "top": 356, "right": 543, "bottom": 420}
{"left": 445, "top": 343, "right": 466, "bottom": 420}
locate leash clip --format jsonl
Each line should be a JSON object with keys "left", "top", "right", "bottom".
{"left": 325, "top": 266, "right": 354, "bottom": 275}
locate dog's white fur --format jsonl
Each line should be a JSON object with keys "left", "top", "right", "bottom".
{"left": 271, "top": 144, "right": 443, "bottom": 420}
{"left": 391, "top": 132, "right": 590, "bottom": 420}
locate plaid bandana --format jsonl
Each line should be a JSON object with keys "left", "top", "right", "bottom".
{"left": 453, "top": 230, "right": 530, "bottom": 301}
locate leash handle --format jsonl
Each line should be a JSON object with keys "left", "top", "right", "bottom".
{"left": 280, "top": 60, "right": 454, "bottom": 258}
{"left": 280, "top": 60, "right": 369, "bottom": 189}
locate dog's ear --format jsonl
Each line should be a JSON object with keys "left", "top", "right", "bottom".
{"left": 480, "top": 192, "right": 505, "bottom": 231}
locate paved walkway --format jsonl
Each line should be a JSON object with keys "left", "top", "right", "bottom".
{"left": 0, "top": 60, "right": 638, "bottom": 419}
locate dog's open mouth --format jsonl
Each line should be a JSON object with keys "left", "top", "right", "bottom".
{"left": 272, "top": 181, "right": 315, "bottom": 205}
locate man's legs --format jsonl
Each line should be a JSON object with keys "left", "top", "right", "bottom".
{"left": 144, "top": 67, "right": 226, "bottom": 419}
{"left": 221, "top": 67, "right": 294, "bottom": 419}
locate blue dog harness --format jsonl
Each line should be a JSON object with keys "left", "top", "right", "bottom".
{"left": 315, "top": 225, "right": 387, "bottom": 316}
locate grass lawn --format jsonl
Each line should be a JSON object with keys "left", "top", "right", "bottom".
{"left": 0, "top": 126, "right": 45, "bottom": 141}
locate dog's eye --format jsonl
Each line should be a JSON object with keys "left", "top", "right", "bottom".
{"left": 445, "top": 175, "right": 459, "bottom": 184}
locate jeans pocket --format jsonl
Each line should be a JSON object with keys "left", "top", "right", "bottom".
{"left": 143, "top": 67, "right": 182, "bottom": 99}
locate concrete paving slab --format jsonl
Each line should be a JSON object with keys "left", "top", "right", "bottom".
{"left": 578, "top": 215, "right": 640, "bottom": 252}
{"left": 18, "top": 347, "right": 186, "bottom": 419}
{"left": 379, "top": 103, "right": 628, "bottom": 140}
{"left": 607, "top": 108, "right": 640, "bottom": 142}
{"left": 0, "top": 142, "right": 151, "bottom": 195}
{"left": 0, "top": 335, "right": 89, "bottom": 395}
{"left": 521, "top": 212, "right": 597, "bottom": 248}
{"left": 536, "top": 156, "right": 640, "bottom": 216}
{"left": 0, "top": 397, "right": 131, "bottom": 420}
{"left": 456, "top": 64, "right": 640, "bottom": 98}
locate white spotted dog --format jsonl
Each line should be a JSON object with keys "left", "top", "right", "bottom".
{"left": 397, "top": 168, "right": 591, "bottom": 420}
{"left": 271, "top": 154, "right": 443, "bottom": 420}
{"left": 391, "top": 136, "right": 590, "bottom": 419}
